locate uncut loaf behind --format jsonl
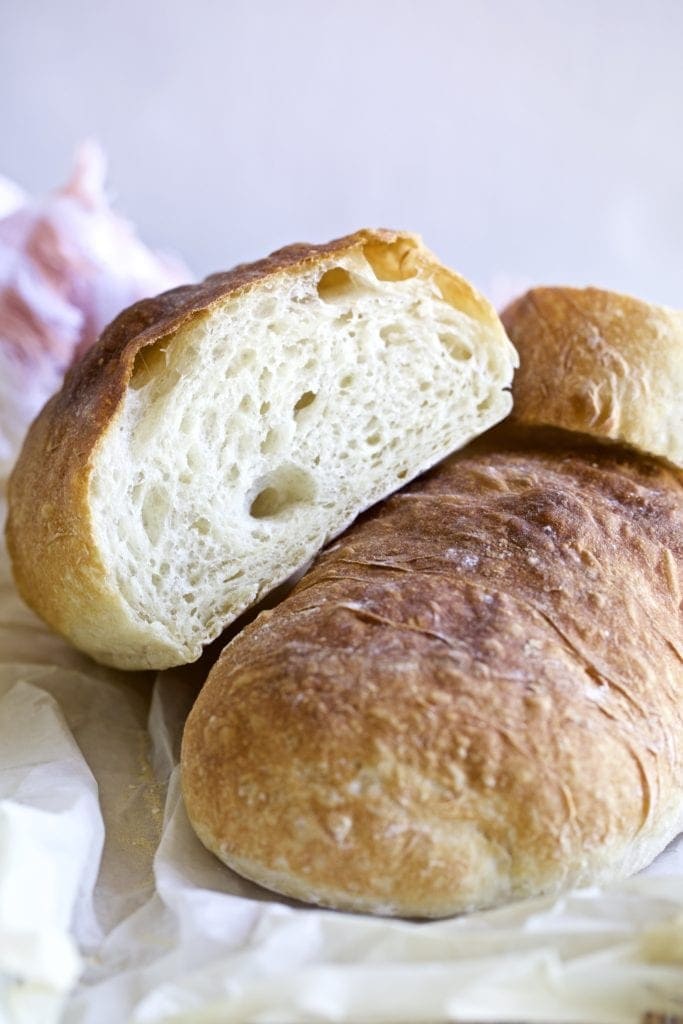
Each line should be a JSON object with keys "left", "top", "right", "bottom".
{"left": 6, "top": 229, "right": 516, "bottom": 670}
{"left": 503, "top": 286, "right": 683, "bottom": 466}
{"left": 181, "top": 286, "right": 683, "bottom": 918}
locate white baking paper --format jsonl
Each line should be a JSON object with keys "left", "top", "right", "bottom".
{"left": 0, "top": 491, "right": 682, "bottom": 1024}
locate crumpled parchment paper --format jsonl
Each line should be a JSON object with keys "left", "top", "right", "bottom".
{"left": 1, "top": 490, "right": 682, "bottom": 1024}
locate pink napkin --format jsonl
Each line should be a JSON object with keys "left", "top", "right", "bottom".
{"left": 0, "top": 142, "right": 191, "bottom": 479}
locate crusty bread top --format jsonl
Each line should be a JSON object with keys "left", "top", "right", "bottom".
{"left": 502, "top": 287, "right": 683, "bottom": 468}
{"left": 21, "top": 230, "right": 445, "bottom": 483}
{"left": 181, "top": 431, "right": 683, "bottom": 917}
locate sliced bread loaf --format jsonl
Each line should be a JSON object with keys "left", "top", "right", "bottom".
{"left": 7, "top": 229, "right": 516, "bottom": 669}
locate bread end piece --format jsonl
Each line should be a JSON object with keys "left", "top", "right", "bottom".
{"left": 502, "top": 286, "right": 683, "bottom": 467}
{"left": 7, "top": 229, "right": 517, "bottom": 669}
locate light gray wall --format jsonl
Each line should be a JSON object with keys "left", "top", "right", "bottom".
{"left": 2, "top": 0, "right": 682, "bottom": 305}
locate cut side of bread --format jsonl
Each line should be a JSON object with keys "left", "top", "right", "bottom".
{"left": 6, "top": 229, "right": 517, "bottom": 669}
{"left": 502, "top": 286, "right": 683, "bottom": 468}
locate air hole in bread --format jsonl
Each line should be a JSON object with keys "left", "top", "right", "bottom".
{"left": 191, "top": 517, "right": 211, "bottom": 535}
{"left": 249, "top": 489, "right": 280, "bottom": 518}
{"left": 130, "top": 341, "right": 169, "bottom": 390}
{"left": 142, "top": 486, "right": 170, "bottom": 545}
{"left": 261, "top": 427, "right": 284, "bottom": 455}
{"left": 439, "top": 332, "right": 473, "bottom": 362}
{"left": 366, "top": 432, "right": 382, "bottom": 446}
{"left": 362, "top": 238, "right": 418, "bottom": 282}
{"left": 293, "top": 391, "right": 317, "bottom": 415}
{"left": 187, "top": 447, "right": 202, "bottom": 472}
{"left": 237, "top": 348, "right": 256, "bottom": 368}
{"left": 249, "top": 465, "right": 316, "bottom": 519}
{"left": 340, "top": 373, "right": 355, "bottom": 389}
{"left": 433, "top": 269, "right": 484, "bottom": 320}
{"left": 380, "top": 323, "right": 410, "bottom": 345}
{"left": 317, "top": 267, "right": 356, "bottom": 301}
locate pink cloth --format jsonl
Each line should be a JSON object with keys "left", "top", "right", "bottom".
{"left": 0, "top": 142, "right": 191, "bottom": 478}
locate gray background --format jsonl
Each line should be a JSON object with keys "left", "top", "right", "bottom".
{"left": 2, "top": 0, "right": 682, "bottom": 305}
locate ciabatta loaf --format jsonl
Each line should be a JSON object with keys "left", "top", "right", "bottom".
{"left": 181, "top": 286, "right": 683, "bottom": 918}
{"left": 181, "top": 433, "right": 683, "bottom": 917}
{"left": 6, "top": 229, "right": 516, "bottom": 669}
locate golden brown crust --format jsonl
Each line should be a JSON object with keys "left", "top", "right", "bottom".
{"left": 181, "top": 433, "right": 683, "bottom": 917}
{"left": 8, "top": 228, "right": 481, "bottom": 668}
{"left": 502, "top": 287, "right": 683, "bottom": 467}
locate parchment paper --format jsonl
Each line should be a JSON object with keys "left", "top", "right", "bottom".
{"left": 1, "top": 493, "right": 682, "bottom": 1024}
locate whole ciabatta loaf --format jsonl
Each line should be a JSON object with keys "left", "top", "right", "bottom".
{"left": 6, "top": 229, "right": 516, "bottom": 670}
{"left": 181, "top": 287, "right": 683, "bottom": 918}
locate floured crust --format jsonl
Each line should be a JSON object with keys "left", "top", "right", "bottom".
{"left": 181, "top": 433, "right": 683, "bottom": 917}
{"left": 6, "top": 229, "right": 510, "bottom": 669}
{"left": 502, "top": 287, "right": 683, "bottom": 467}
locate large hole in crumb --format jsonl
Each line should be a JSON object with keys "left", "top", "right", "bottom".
{"left": 439, "top": 332, "right": 473, "bottom": 362}
{"left": 249, "top": 464, "right": 316, "bottom": 520}
{"left": 141, "top": 486, "right": 170, "bottom": 545}
{"left": 293, "top": 390, "right": 317, "bottom": 416}
{"left": 363, "top": 239, "right": 418, "bottom": 281}
{"left": 130, "top": 340, "right": 171, "bottom": 390}
{"left": 317, "top": 266, "right": 357, "bottom": 301}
